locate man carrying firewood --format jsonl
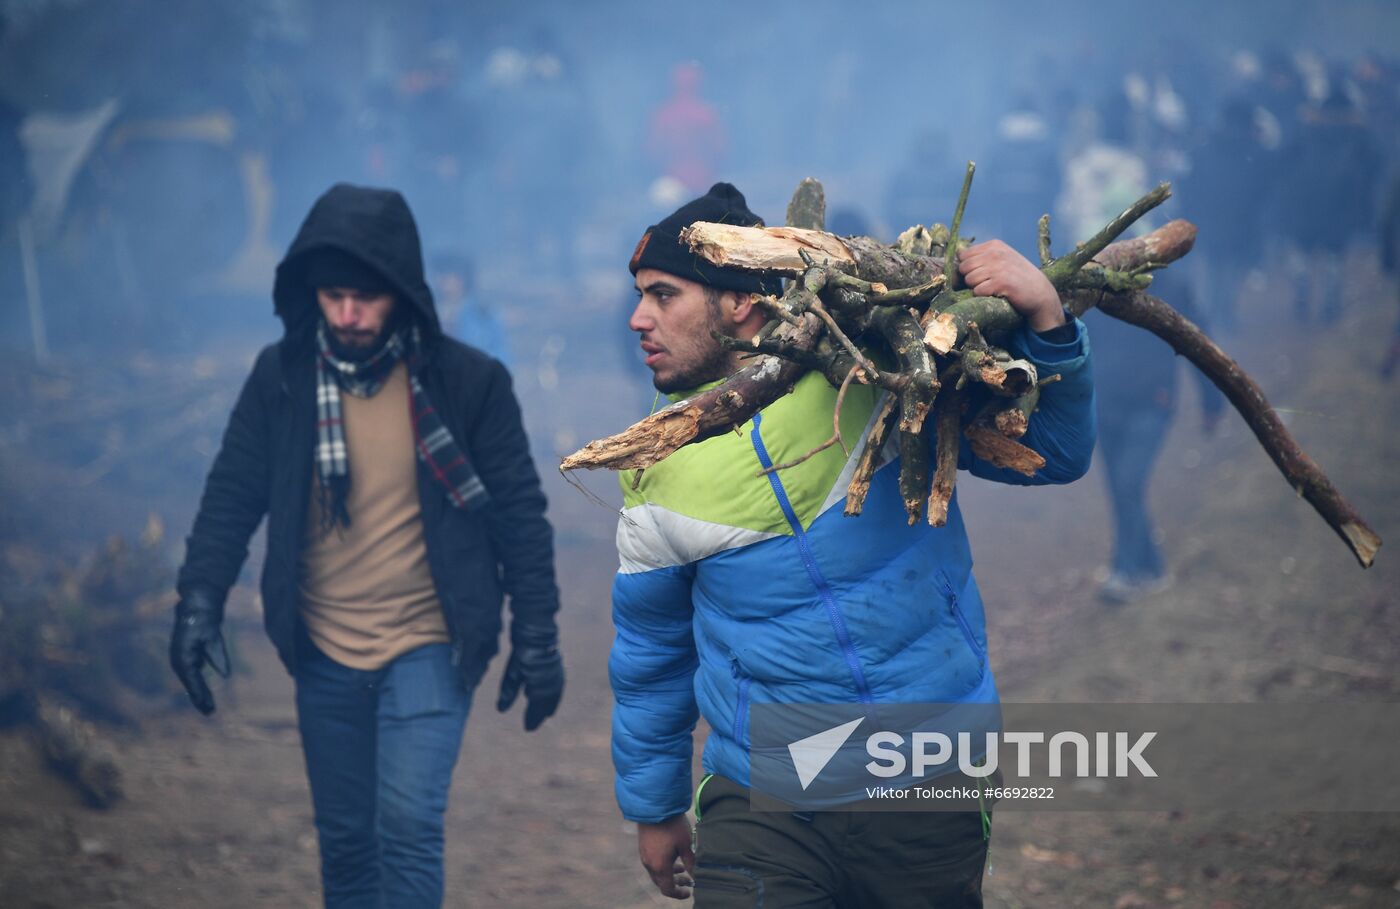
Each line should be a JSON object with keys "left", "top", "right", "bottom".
{"left": 611, "top": 182, "right": 1096, "bottom": 906}
{"left": 169, "top": 183, "right": 564, "bottom": 908}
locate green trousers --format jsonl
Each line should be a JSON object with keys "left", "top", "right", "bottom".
{"left": 693, "top": 775, "right": 990, "bottom": 908}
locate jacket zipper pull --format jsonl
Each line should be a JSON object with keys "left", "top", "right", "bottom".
{"left": 939, "top": 574, "right": 958, "bottom": 609}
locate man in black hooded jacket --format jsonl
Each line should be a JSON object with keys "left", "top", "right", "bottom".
{"left": 170, "top": 183, "right": 563, "bottom": 908}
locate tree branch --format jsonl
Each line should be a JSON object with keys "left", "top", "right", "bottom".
{"left": 1066, "top": 288, "right": 1381, "bottom": 568}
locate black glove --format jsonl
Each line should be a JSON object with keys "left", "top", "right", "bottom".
{"left": 496, "top": 624, "right": 564, "bottom": 732}
{"left": 169, "top": 588, "right": 229, "bottom": 715}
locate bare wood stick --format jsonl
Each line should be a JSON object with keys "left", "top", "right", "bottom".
{"left": 1037, "top": 214, "right": 1052, "bottom": 266}
{"left": 944, "top": 161, "right": 976, "bottom": 291}
{"left": 680, "top": 223, "right": 855, "bottom": 275}
{"left": 687, "top": 224, "right": 947, "bottom": 292}
{"left": 928, "top": 388, "right": 964, "bottom": 527}
{"left": 825, "top": 266, "right": 949, "bottom": 308}
{"left": 1059, "top": 218, "right": 1200, "bottom": 295}
{"left": 845, "top": 395, "right": 899, "bottom": 516}
{"left": 718, "top": 330, "right": 830, "bottom": 372}
{"left": 1088, "top": 218, "right": 1197, "bottom": 273}
{"left": 869, "top": 275, "right": 947, "bottom": 306}
{"left": 976, "top": 385, "right": 1043, "bottom": 440}
{"left": 755, "top": 294, "right": 802, "bottom": 326}
{"left": 964, "top": 423, "right": 1046, "bottom": 476}
{"left": 786, "top": 178, "right": 827, "bottom": 231}
{"left": 923, "top": 295, "right": 1024, "bottom": 355}
{"left": 1043, "top": 183, "right": 1172, "bottom": 285}
{"left": 871, "top": 306, "right": 938, "bottom": 433}
{"left": 1066, "top": 289, "right": 1382, "bottom": 568}
{"left": 561, "top": 314, "right": 821, "bottom": 471}
{"left": 899, "top": 427, "right": 930, "bottom": 525}
{"left": 956, "top": 323, "right": 993, "bottom": 390}
{"left": 810, "top": 298, "right": 882, "bottom": 383}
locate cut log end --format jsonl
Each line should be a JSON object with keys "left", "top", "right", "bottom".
{"left": 1342, "top": 522, "right": 1382, "bottom": 569}
{"left": 994, "top": 409, "right": 1030, "bottom": 438}
{"left": 844, "top": 482, "right": 871, "bottom": 516}
{"left": 560, "top": 408, "right": 703, "bottom": 472}
{"left": 924, "top": 313, "right": 958, "bottom": 355}
{"left": 682, "top": 222, "right": 856, "bottom": 275}
{"left": 928, "top": 499, "right": 951, "bottom": 527}
{"left": 964, "top": 424, "right": 1045, "bottom": 476}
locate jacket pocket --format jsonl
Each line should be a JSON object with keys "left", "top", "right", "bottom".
{"left": 939, "top": 572, "right": 985, "bottom": 661}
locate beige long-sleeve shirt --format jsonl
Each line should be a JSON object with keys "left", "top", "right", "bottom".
{"left": 299, "top": 363, "right": 448, "bottom": 669}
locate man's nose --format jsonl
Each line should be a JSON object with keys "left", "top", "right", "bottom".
{"left": 628, "top": 301, "right": 652, "bottom": 333}
{"left": 332, "top": 301, "right": 361, "bottom": 327}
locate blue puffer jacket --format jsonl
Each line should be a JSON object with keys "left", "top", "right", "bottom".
{"left": 610, "top": 318, "right": 1095, "bottom": 823}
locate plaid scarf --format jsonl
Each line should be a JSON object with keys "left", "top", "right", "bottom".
{"left": 315, "top": 322, "right": 489, "bottom": 528}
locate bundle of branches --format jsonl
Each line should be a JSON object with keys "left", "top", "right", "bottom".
{"left": 562, "top": 170, "right": 1380, "bottom": 569}
{"left": 0, "top": 516, "right": 176, "bottom": 807}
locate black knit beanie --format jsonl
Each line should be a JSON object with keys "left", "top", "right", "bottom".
{"left": 629, "top": 182, "right": 781, "bottom": 296}
{"left": 304, "top": 247, "right": 394, "bottom": 295}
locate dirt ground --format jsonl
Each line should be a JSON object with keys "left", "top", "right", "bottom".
{"left": 2, "top": 259, "right": 1398, "bottom": 908}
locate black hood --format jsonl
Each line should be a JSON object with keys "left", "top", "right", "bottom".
{"left": 273, "top": 184, "right": 440, "bottom": 343}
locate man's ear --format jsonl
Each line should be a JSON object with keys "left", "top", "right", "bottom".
{"left": 725, "top": 291, "right": 766, "bottom": 337}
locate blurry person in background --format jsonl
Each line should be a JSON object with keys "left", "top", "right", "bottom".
{"left": 394, "top": 39, "right": 482, "bottom": 253}
{"left": 478, "top": 24, "right": 594, "bottom": 278}
{"left": 1350, "top": 53, "right": 1400, "bottom": 175}
{"left": 430, "top": 250, "right": 512, "bottom": 367}
{"left": 646, "top": 62, "right": 728, "bottom": 206}
{"left": 1055, "top": 94, "right": 1148, "bottom": 248}
{"left": 1056, "top": 96, "right": 1226, "bottom": 603}
{"left": 1275, "top": 87, "right": 1383, "bottom": 324}
{"left": 1180, "top": 97, "right": 1273, "bottom": 334}
{"left": 1249, "top": 49, "right": 1308, "bottom": 151}
{"left": 169, "top": 184, "right": 563, "bottom": 908}
{"left": 978, "top": 92, "right": 1062, "bottom": 258}
{"left": 1087, "top": 267, "right": 1224, "bottom": 603}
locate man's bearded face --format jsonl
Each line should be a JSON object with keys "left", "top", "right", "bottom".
{"left": 629, "top": 269, "right": 736, "bottom": 394}
{"left": 317, "top": 288, "right": 397, "bottom": 360}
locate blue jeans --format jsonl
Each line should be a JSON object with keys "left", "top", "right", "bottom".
{"left": 1097, "top": 404, "right": 1172, "bottom": 580}
{"left": 295, "top": 636, "right": 472, "bottom": 909}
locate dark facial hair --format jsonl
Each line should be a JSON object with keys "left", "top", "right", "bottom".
{"left": 323, "top": 310, "right": 402, "bottom": 363}
{"left": 653, "top": 304, "right": 735, "bottom": 394}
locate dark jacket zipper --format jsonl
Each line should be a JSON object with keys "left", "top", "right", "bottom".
{"left": 940, "top": 573, "right": 985, "bottom": 660}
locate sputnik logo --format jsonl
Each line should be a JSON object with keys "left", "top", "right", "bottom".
{"left": 788, "top": 718, "right": 864, "bottom": 790}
